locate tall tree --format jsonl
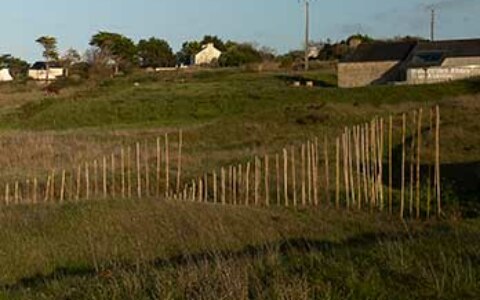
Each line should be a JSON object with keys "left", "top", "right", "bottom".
{"left": 137, "top": 38, "right": 175, "bottom": 68}
{"left": 35, "top": 36, "right": 59, "bottom": 81}
{"left": 0, "top": 55, "right": 29, "bottom": 79}
{"left": 176, "top": 41, "right": 202, "bottom": 65}
{"left": 200, "top": 35, "right": 226, "bottom": 52}
{"left": 90, "top": 32, "right": 137, "bottom": 73}
{"left": 60, "top": 48, "right": 81, "bottom": 77}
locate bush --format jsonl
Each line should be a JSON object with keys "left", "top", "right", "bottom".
{"left": 219, "top": 44, "right": 262, "bottom": 67}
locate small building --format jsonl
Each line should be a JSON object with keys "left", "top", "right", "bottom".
{"left": 0, "top": 68, "right": 13, "bottom": 82}
{"left": 28, "top": 61, "right": 65, "bottom": 81}
{"left": 193, "top": 43, "right": 222, "bottom": 65}
{"left": 338, "top": 38, "right": 480, "bottom": 88}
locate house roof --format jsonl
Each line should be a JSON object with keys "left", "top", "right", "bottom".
{"left": 30, "top": 61, "right": 62, "bottom": 70}
{"left": 341, "top": 41, "right": 417, "bottom": 63}
{"left": 408, "top": 39, "right": 480, "bottom": 68}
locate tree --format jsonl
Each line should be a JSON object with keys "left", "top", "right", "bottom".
{"left": 0, "top": 55, "right": 29, "bottom": 79}
{"left": 90, "top": 32, "right": 137, "bottom": 73}
{"left": 36, "top": 36, "right": 59, "bottom": 81}
{"left": 176, "top": 41, "right": 202, "bottom": 65}
{"left": 200, "top": 35, "right": 226, "bottom": 52}
{"left": 137, "top": 38, "right": 175, "bottom": 68}
{"left": 218, "top": 43, "right": 262, "bottom": 67}
{"left": 60, "top": 48, "right": 81, "bottom": 77}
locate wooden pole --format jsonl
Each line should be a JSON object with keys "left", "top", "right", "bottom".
{"left": 229, "top": 165, "right": 233, "bottom": 204}
{"left": 221, "top": 167, "right": 226, "bottom": 205}
{"left": 85, "top": 162, "right": 90, "bottom": 200}
{"left": 435, "top": 106, "right": 441, "bottom": 216}
{"left": 156, "top": 137, "right": 161, "bottom": 197}
{"left": 265, "top": 155, "right": 270, "bottom": 207}
{"left": 301, "top": 144, "right": 306, "bottom": 206}
{"left": 60, "top": 170, "right": 66, "bottom": 203}
{"left": 192, "top": 180, "right": 196, "bottom": 202}
{"left": 427, "top": 108, "right": 434, "bottom": 218}
{"left": 343, "top": 132, "right": 350, "bottom": 210}
{"left": 324, "top": 137, "right": 331, "bottom": 205}
{"left": 136, "top": 142, "right": 141, "bottom": 199}
{"left": 365, "top": 123, "right": 371, "bottom": 208}
{"left": 165, "top": 133, "right": 170, "bottom": 197}
{"left": 213, "top": 170, "right": 218, "bottom": 204}
{"left": 5, "top": 183, "right": 9, "bottom": 205}
{"left": 121, "top": 148, "right": 125, "bottom": 198}
{"left": 379, "top": 118, "right": 385, "bottom": 211}
{"left": 401, "top": 114, "right": 406, "bottom": 219}
{"left": 33, "top": 178, "right": 37, "bottom": 204}
{"left": 127, "top": 146, "right": 132, "bottom": 199}
{"left": 355, "top": 126, "right": 362, "bottom": 210}
{"left": 14, "top": 181, "right": 19, "bottom": 204}
{"left": 233, "top": 166, "right": 237, "bottom": 205}
{"left": 291, "top": 147, "right": 297, "bottom": 207}
{"left": 25, "top": 179, "right": 30, "bottom": 204}
{"left": 50, "top": 170, "right": 55, "bottom": 202}
{"left": 416, "top": 109, "right": 423, "bottom": 219}
{"left": 198, "top": 177, "right": 203, "bottom": 203}
{"left": 335, "top": 137, "right": 340, "bottom": 209}
{"left": 307, "top": 141, "right": 312, "bottom": 205}
{"left": 276, "top": 154, "right": 280, "bottom": 206}
{"left": 313, "top": 138, "right": 319, "bottom": 206}
{"left": 238, "top": 164, "right": 243, "bottom": 203}
{"left": 145, "top": 143, "right": 150, "bottom": 198}
{"left": 254, "top": 159, "right": 259, "bottom": 206}
{"left": 111, "top": 153, "right": 116, "bottom": 198}
{"left": 204, "top": 173, "right": 209, "bottom": 203}
{"left": 246, "top": 162, "right": 251, "bottom": 205}
{"left": 370, "top": 121, "right": 377, "bottom": 209}
{"left": 389, "top": 116, "right": 393, "bottom": 214}
{"left": 94, "top": 160, "right": 99, "bottom": 198}
{"left": 283, "top": 148, "right": 289, "bottom": 207}
{"left": 410, "top": 111, "right": 417, "bottom": 217}
{"left": 77, "top": 165, "right": 82, "bottom": 201}
{"left": 348, "top": 128, "right": 355, "bottom": 207}
{"left": 176, "top": 130, "right": 183, "bottom": 194}
{"left": 361, "top": 126, "right": 368, "bottom": 209}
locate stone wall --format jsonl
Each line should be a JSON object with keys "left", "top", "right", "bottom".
{"left": 442, "top": 56, "right": 480, "bottom": 67}
{"left": 338, "top": 61, "right": 400, "bottom": 88}
{"left": 407, "top": 64, "right": 480, "bottom": 85}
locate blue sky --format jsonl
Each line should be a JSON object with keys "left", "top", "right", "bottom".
{"left": 1, "top": 0, "right": 479, "bottom": 62}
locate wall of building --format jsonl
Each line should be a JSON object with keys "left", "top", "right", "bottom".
{"left": 194, "top": 44, "right": 222, "bottom": 65}
{"left": 442, "top": 56, "right": 480, "bottom": 67}
{"left": 338, "top": 61, "right": 400, "bottom": 88}
{"left": 28, "top": 68, "right": 64, "bottom": 81}
{"left": 407, "top": 65, "right": 480, "bottom": 84}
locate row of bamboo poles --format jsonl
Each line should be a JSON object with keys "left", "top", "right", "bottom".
{"left": 1, "top": 131, "right": 184, "bottom": 205}
{"left": 173, "top": 106, "right": 441, "bottom": 219}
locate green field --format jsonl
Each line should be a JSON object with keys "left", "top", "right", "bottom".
{"left": 0, "top": 69, "right": 479, "bottom": 299}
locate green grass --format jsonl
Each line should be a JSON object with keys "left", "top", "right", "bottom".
{"left": 0, "top": 199, "right": 478, "bottom": 299}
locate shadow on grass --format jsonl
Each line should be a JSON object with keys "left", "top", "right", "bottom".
{"left": 4, "top": 231, "right": 413, "bottom": 291}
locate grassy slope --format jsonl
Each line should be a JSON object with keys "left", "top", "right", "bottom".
{"left": 0, "top": 200, "right": 478, "bottom": 299}
{"left": 0, "top": 70, "right": 479, "bottom": 299}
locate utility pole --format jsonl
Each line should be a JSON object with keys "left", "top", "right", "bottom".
{"left": 430, "top": 8, "right": 436, "bottom": 41}
{"left": 304, "top": 0, "right": 310, "bottom": 71}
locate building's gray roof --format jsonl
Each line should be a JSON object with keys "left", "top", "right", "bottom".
{"left": 408, "top": 39, "right": 480, "bottom": 68}
{"left": 341, "top": 41, "right": 417, "bottom": 63}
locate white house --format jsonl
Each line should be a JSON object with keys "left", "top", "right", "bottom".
{"left": 28, "top": 61, "right": 64, "bottom": 81}
{"left": 0, "top": 68, "right": 13, "bottom": 82}
{"left": 194, "top": 43, "right": 222, "bottom": 65}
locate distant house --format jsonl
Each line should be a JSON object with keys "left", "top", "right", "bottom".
{"left": 193, "top": 43, "right": 222, "bottom": 65}
{"left": 0, "top": 68, "right": 13, "bottom": 82}
{"left": 28, "top": 61, "right": 64, "bottom": 81}
{"left": 338, "top": 38, "right": 480, "bottom": 88}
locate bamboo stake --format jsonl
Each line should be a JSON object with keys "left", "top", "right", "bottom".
{"left": 301, "top": 144, "right": 306, "bottom": 206}
{"left": 365, "top": 123, "right": 371, "bottom": 208}
{"left": 5, "top": 183, "right": 9, "bottom": 205}
{"left": 313, "top": 138, "right": 319, "bottom": 206}
{"left": 348, "top": 128, "right": 355, "bottom": 207}
{"left": 127, "top": 146, "right": 132, "bottom": 199}
{"left": 389, "top": 116, "right": 393, "bottom": 214}
{"left": 275, "top": 154, "right": 280, "bottom": 205}
{"left": 427, "top": 108, "right": 433, "bottom": 218}
{"left": 121, "top": 148, "right": 125, "bottom": 198}
{"left": 324, "top": 137, "right": 331, "bottom": 205}
{"left": 199, "top": 177, "right": 203, "bottom": 203}
{"left": 85, "top": 162, "right": 90, "bottom": 200}
{"left": 165, "top": 133, "right": 170, "bottom": 197}
{"left": 60, "top": 170, "right": 66, "bottom": 203}
{"left": 213, "top": 170, "right": 218, "bottom": 204}
{"left": 416, "top": 109, "right": 423, "bottom": 219}
{"left": 283, "top": 148, "right": 289, "bottom": 207}
{"left": 192, "top": 180, "right": 196, "bottom": 202}
{"left": 33, "top": 178, "right": 37, "bottom": 204}
{"left": 77, "top": 165, "right": 82, "bottom": 201}
{"left": 14, "top": 181, "right": 19, "bottom": 204}
{"left": 229, "top": 165, "right": 233, "bottom": 204}
{"left": 401, "top": 114, "right": 406, "bottom": 219}
{"left": 177, "top": 130, "right": 183, "bottom": 194}
{"left": 233, "top": 166, "right": 237, "bottom": 205}
{"left": 25, "top": 179, "right": 30, "bottom": 204}
{"left": 361, "top": 126, "right": 368, "bottom": 209}
{"left": 221, "top": 167, "right": 226, "bottom": 205}
{"left": 50, "top": 170, "right": 55, "bottom": 202}
{"left": 94, "top": 160, "right": 98, "bottom": 198}
{"left": 343, "top": 133, "right": 350, "bottom": 210}
{"left": 246, "top": 162, "right": 251, "bottom": 205}
{"left": 435, "top": 106, "right": 441, "bottom": 217}
{"left": 144, "top": 143, "right": 150, "bottom": 198}
{"left": 238, "top": 164, "right": 243, "bottom": 203}
{"left": 379, "top": 118, "right": 385, "bottom": 211}
{"left": 136, "top": 142, "right": 141, "bottom": 199}
{"left": 335, "top": 137, "right": 340, "bottom": 209}
{"left": 410, "top": 111, "right": 417, "bottom": 218}
{"left": 370, "top": 121, "right": 377, "bottom": 209}
{"left": 291, "top": 147, "right": 297, "bottom": 207}
{"left": 265, "top": 155, "right": 270, "bottom": 207}
{"left": 254, "top": 158, "right": 259, "bottom": 206}
{"left": 111, "top": 153, "right": 116, "bottom": 198}
{"left": 307, "top": 141, "right": 312, "bottom": 205}
{"left": 102, "top": 156, "right": 107, "bottom": 199}
{"left": 204, "top": 173, "right": 209, "bottom": 203}
{"left": 355, "top": 126, "right": 362, "bottom": 210}
{"left": 156, "top": 138, "right": 161, "bottom": 197}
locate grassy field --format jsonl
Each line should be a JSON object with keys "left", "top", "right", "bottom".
{"left": 0, "top": 69, "right": 479, "bottom": 299}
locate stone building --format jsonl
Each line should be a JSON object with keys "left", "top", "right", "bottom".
{"left": 338, "top": 38, "right": 480, "bottom": 88}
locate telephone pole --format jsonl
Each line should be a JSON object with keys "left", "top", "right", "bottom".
{"left": 430, "top": 8, "right": 436, "bottom": 41}
{"left": 304, "top": 0, "right": 310, "bottom": 71}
